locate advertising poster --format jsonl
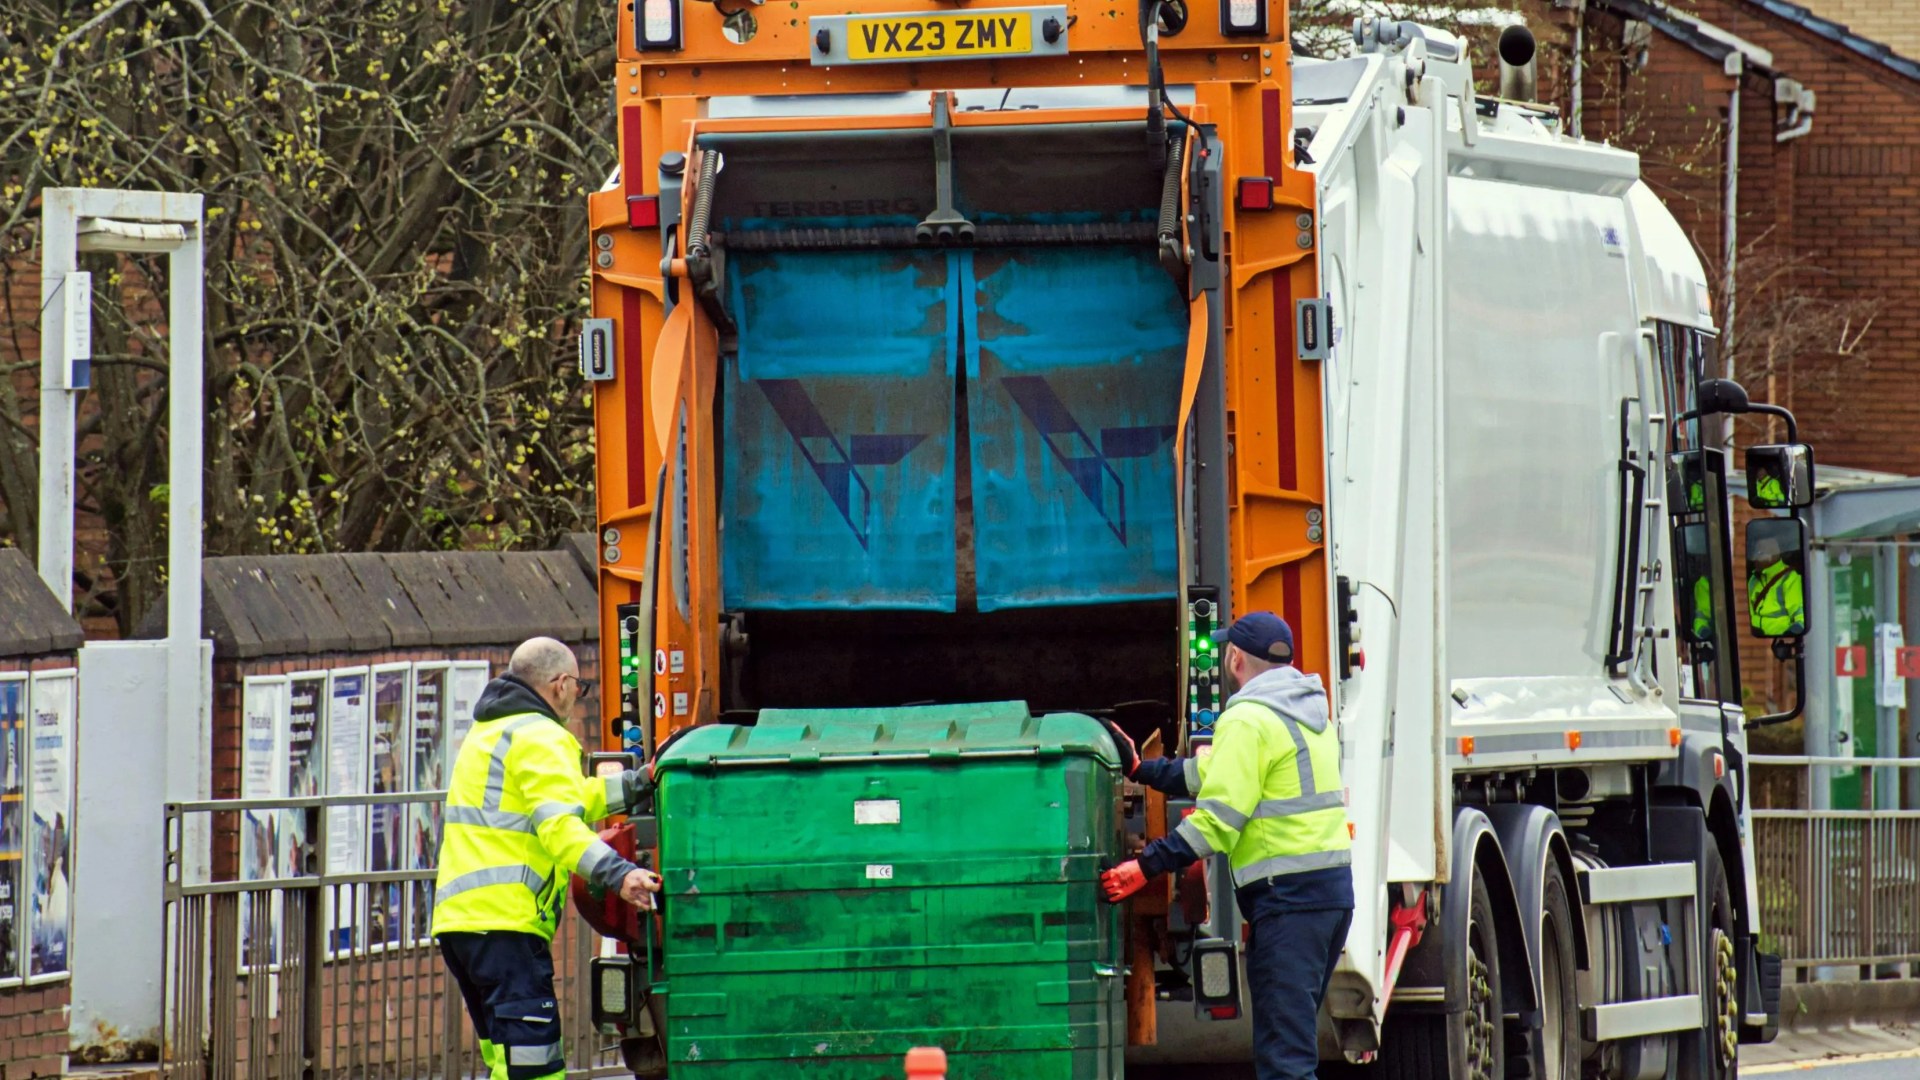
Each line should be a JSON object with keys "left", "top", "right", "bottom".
{"left": 325, "top": 669, "right": 370, "bottom": 953}
{"left": 367, "top": 666, "right": 409, "bottom": 949}
{"left": 284, "top": 674, "right": 326, "bottom": 878}
{"left": 27, "top": 672, "right": 74, "bottom": 980}
{"left": 239, "top": 678, "right": 288, "bottom": 969}
{"left": 408, "top": 666, "right": 448, "bottom": 943}
{"left": 0, "top": 676, "right": 24, "bottom": 981}
{"left": 448, "top": 663, "right": 490, "bottom": 762}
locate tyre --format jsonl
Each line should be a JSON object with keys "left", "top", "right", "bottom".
{"left": 1681, "top": 843, "right": 1739, "bottom": 1080}
{"left": 1537, "top": 856, "right": 1581, "bottom": 1080}
{"left": 1376, "top": 870, "right": 1504, "bottom": 1080}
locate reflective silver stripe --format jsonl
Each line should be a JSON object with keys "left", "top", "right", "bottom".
{"left": 507, "top": 1041, "right": 562, "bottom": 1066}
{"left": 432, "top": 864, "right": 548, "bottom": 907}
{"left": 580, "top": 839, "right": 635, "bottom": 893}
{"left": 1174, "top": 817, "right": 1216, "bottom": 858}
{"left": 1181, "top": 757, "right": 1202, "bottom": 792}
{"left": 483, "top": 715, "right": 547, "bottom": 810}
{"left": 444, "top": 805, "right": 535, "bottom": 833}
{"left": 1231, "top": 847, "right": 1353, "bottom": 886}
{"left": 1251, "top": 791, "right": 1345, "bottom": 819}
{"left": 604, "top": 775, "right": 629, "bottom": 815}
{"left": 1274, "top": 715, "right": 1317, "bottom": 796}
{"left": 531, "top": 802, "right": 584, "bottom": 829}
{"left": 1197, "top": 798, "right": 1249, "bottom": 831}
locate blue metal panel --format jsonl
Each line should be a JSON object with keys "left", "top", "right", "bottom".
{"left": 964, "top": 247, "right": 1186, "bottom": 610}
{"left": 723, "top": 250, "right": 958, "bottom": 610}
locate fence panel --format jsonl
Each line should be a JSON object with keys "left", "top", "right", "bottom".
{"left": 1751, "top": 756, "right": 1920, "bottom": 977}
{"left": 162, "top": 793, "right": 624, "bottom": 1080}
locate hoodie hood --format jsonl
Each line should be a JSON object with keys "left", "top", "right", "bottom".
{"left": 473, "top": 674, "right": 560, "bottom": 725}
{"left": 1226, "top": 665, "right": 1330, "bottom": 734}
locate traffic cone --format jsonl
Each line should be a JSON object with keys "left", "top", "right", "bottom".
{"left": 905, "top": 1046, "right": 947, "bottom": 1078}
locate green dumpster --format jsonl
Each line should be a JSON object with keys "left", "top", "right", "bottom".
{"left": 652, "top": 702, "right": 1127, "bottom": 1078}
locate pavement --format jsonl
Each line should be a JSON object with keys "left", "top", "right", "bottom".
{"left": 1746, "top": 1048, "right": 1920, "bottom": 1078}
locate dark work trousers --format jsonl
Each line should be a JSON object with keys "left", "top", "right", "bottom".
{"left": 439, "top": 930, "right": 565, "bottom": 1080}
{"left": 1245, "top": 906, "right": 1355, "bottom": 1080}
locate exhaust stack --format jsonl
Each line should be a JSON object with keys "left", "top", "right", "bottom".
{"left": 1498, "top": 24, "right": 1538, "bottom": 102}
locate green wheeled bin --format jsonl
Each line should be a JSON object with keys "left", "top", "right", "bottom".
{"left": 650, "top": 702, "right": 1127, "bottom": 1078}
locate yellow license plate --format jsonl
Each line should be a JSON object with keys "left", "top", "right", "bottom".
{"left": 845, "top": 12, "right": 1033, "bottom": 61}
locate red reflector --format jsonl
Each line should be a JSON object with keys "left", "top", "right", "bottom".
{"left": 1209, "top": 1005, "right": 1240, "bottom": 1020}
{"left": 1236, "top": 177, "right": 1274, "bottom": 211}
{"left": 627, "top": 195, "right": 660, "bottom": 229}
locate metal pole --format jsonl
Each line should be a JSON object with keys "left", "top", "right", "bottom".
{"left": 36, "top": 190, "right": 80, "bottom": 601}
{"left": 1806, "top": 540, "right": 1834, "bottom": 810}
{"left": 1905, "top": 541, "right": 1920, "bottom": 809}
{"left": 1876, "top": 543, "right": 1901, "bottom": 811}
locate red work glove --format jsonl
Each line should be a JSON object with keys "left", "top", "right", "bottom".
{"left": 1100, "top": 719, "right": 1140, "bottom": 779}
{"left": 1100, "top": 860, "right": 1149, "bottom": 904}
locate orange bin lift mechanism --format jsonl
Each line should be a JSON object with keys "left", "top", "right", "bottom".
{"left": 584, "top": 0, "right": 1328, "bottom": 1043}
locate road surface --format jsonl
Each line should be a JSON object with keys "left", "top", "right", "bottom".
{"left": 1746, "top": 1050, "right": 1920, "bottom": 1079}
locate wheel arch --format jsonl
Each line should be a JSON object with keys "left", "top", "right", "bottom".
{"left": 1445, "top": 807, "right": 1539, "bottom": 1021}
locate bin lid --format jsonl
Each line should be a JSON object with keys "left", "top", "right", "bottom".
{"left": 652, "top": 701, "right": 1119, "bottom": 772}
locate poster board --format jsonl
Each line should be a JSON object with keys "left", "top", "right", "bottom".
{"left": 284, "top": 672, "right": 326, "bottom": 877}
{"left": 324, "top": 668, "right": 370, "bottom": 954}
{"left": 407, "top": 664, "right": 449, "bottom": 944}
{"left": 367, "top": 664, "right": 411, "bottom": 950}
{"left": 27, "top": 671, "right": 74, "bottom": 982}
{"left": 447, "top": 662, "right": 489, "bottom": 763}
{"left": 239, "top": 677, "right": 289, "bottom": 970}
{"left": 0, "top": 675, "right": 24, "bottom": 984}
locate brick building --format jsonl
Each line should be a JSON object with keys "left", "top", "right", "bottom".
{"left": 0, "top": 548, "right": 84, "bottom": 1077}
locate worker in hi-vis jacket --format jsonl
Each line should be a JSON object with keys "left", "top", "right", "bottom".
{"left": 1099, "top": 613, "right": 1355, "bottom": 1080}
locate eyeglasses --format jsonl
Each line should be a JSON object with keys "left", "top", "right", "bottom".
{"left": 559, "top": 673, "right": 597, "bottom": 694}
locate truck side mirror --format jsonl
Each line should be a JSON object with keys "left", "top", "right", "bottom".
{"left": 1745, "top": 444, "right": 1814, "bottom": 510}
{"left": 1745, "top": 517, "right": 1808, "bottom": 639}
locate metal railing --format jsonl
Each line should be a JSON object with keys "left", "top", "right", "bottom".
{"left": 1751, "top": 755, "right": 1920, "bottom": 979}
{"left": 162, "top": 792, "right": 624, "bottom": 1080}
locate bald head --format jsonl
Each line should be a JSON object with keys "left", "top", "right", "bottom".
{"left": 509, "top": 637, "right": 580, "bottom": 714}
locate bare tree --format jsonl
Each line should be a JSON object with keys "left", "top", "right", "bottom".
{"left": 0, "top": 0, "right": 616, "bottom": 631}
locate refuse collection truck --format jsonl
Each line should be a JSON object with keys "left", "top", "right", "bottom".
{"left": 576, "top": 0, "right": 1813, "bottom": 1075}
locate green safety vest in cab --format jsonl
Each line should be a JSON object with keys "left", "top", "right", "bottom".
{"left": 1692, "top": 575, "right": 1713, "bottom": 639}
{"left": 1748, "top": 562, "right": 1806, "bottom": 637}
{"left": 1175, "top": 674, "right": 1351, "bottom": 888}
{"left": 432, "top": 689, "right": 637, "bottom": 939}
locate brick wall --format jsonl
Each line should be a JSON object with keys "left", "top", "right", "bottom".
{"left": 0, "top": 654, "right": 79, "bottom": 1078}
{"left": 1795, "top": 0, "right": 1920, "bottom": 67}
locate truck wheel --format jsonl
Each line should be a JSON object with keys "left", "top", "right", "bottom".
{"left": 1538, "top": 856, "right": 1580, "bottom": 1080}
{"left": 1682, "top": 844, "right": 1739, "bottom": 1080}
{"left": 1456, "top": 870, "right": 1505, "bottom": 1080}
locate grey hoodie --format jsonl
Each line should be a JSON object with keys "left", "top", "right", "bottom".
{"left": 1225, "top": 664, "right": 1330, "bottom": 734}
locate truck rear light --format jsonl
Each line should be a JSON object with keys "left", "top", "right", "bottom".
{"left": 1236, "top": 177, "right": 1274, "bottom": 211}
{"left": 590, "top": 955, "right": 636, "bottom": 1030}
{"left": 1196, "top": 946, "right": 1234, "bottom": 998}
{"left": 1221, "top": 0, "right": 1266, "bottom": 36}
{"left": 636, "top": 0, "right": 682, "bottom": 50}
{"left": 1208, "top": 1005, "right": 1240, "bottom": 1020}
{"left": 628, "top": 195, "right": 660, "bottom": 229}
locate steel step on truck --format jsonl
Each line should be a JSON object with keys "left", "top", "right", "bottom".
{"left": 574, "top": 0, "right": 1812, "bottom": 1076}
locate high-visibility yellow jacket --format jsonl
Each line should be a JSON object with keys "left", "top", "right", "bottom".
{"left": 1748, "top": 561, "right": 1805, "bottom": 637}
{"left": 1141, "top": 667, "right": 1351, "bottom": 889}
{"left": 1692, "top": 575, "right": 1713, "bottom": 640}
{"left": 431, "top": 676, "right": 639, "bottom": 939}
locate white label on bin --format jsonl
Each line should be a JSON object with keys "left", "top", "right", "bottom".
{"left": 865, "top": 864, "right": 894, "bottom": 880}
{"left": 854, "top": 799, "right": 901, "bottom": 825}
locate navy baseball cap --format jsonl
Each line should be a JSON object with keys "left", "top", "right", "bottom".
{"left": 1212, "top": 611, "right": 1294, "bottom": 663}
